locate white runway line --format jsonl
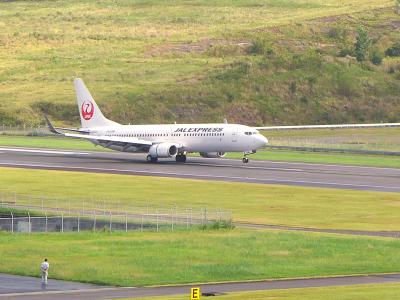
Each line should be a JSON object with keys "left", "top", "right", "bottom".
{"left": 0, "top": 162, "right": 399, "bottom": 191}
{"left": 0, "top": 147, "right": 89, "bottom": 155}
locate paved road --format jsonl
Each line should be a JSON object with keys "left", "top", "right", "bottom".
{"left": 0, "top": 147, "right": 399, "bottom": 192}
{"left": 0, "top": 273, "right": 100, "bottom": 294}
{"left": 1, "top": 273, "right": 400, "bottom": 299}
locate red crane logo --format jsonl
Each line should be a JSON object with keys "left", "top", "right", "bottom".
{"left": 81, "top": 101, "right": 94, "bottom": 120}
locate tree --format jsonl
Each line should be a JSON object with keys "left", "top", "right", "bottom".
{"left": 354, "top": 27, "right": 371, "bottom": 62}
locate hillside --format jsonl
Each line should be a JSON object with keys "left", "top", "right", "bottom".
{"left": 0, "top": 0, "right": 399, "bottom": 126}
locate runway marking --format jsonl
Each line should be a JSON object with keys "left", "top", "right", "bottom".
{"left": 0, "top": 147, "right": 89, "bottom": 156}
{"left": 0, "top": 162, "right": 399, "bottom": 191}
{"left": 185, "top": 162, "right": 304, "bottom": 172}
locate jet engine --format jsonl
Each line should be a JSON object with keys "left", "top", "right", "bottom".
{"left": 199, "top": 152, "right": 226, "bottom": 158}
{"left": 149, "top": 143, "right": 178, "bottom": 158}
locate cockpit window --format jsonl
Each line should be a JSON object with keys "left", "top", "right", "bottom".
{"left": 245, "top": 131, "right": 259, "bottom": 135}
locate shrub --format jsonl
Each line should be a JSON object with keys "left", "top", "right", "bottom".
{"left": 385, "top": 41, "right": 400, "bottom": 57}
{"left": 371, "top": 51, "right": 383, "bottom": 65}
{"left": 338, "top": 48, "right": 353, "bottom": 57}
{"left": 249, "top": 38, "right": 272, "bottom": 55}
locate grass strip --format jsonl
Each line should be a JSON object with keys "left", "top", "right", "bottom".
{"left": 1, "top": 167, "right": 400, "bottom": 231}
{"left": 0, "top": 230, "right": 400, "bottom": 286}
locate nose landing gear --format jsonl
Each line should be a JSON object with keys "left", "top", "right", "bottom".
{"left": 242, "top": 150, "right": 256, "bottom": 164}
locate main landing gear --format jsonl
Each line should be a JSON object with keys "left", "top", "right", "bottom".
{"left": 146, "top": 155, "right": 158, "bottom": 163}
{"left": 242, "top": 157, "right": 249, "bottom": 164}
{"left": 175, "top": 154, "right": 187, "bottom": 163}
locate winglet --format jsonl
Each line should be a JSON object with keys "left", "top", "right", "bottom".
{"left": 44, "top": 115, "right": 62, "bottom": 135}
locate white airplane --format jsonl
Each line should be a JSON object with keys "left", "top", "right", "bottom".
{"left": 46, "top": 78, "right": 400, "bottom": 163}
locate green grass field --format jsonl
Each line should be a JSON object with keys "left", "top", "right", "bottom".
{"left": 1, "top": 230, "right": 400, "bottom": 286}
{"left": 127, "top": 283, "right": 400, "bottom": 300}
{"left": 1, "top": 167, "right": 400, "bottom": 231}
{"left": 1, "top": 135, "right": 400, "bottom": 168}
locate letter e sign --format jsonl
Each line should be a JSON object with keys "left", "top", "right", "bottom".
{"left": 191, "top": 287, "right": 200, "bottom": 300}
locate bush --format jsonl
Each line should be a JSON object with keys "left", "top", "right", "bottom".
{"left": 199, "top": 220, "right": 235, "bottom": 230}
{"left": 338, "top": 48, "right": 353, "bottom": 57}
{"left": 385, "top": 42, "right": 400, "bottom": 57}
{"left": 249, "top": 38, "right": 272, "bottom": 55}
{"left": 371, "top": 51, "right": 383, "bottom": 65}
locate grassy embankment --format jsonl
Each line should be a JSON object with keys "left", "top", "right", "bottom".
{"left": 0, "top": 0, "right": 398, "bottom": 126}
{"left": 126, "top": 284, "right": 400, "bottom": 300}
{"left": 1, "top": 135, "right": 400, "bottom": 168}
{"left": 1, "top": 229, "right": 400, "bottom": 286}
{"left": 1, "top": 167, "right": 400, "bottom": 231}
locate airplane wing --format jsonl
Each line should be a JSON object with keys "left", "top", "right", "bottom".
{"left": 45, "top": 115, "right": 153, "bottom": 150}
{"left": 64, "top": 132, "right": 153, "bottom": 149}
{"left": 255, "top": 123, "right": 400, "bottom": 130}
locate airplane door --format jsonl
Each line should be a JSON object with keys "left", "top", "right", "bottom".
{"left": 232, "top": 127, "right": 238, "bottom": 142}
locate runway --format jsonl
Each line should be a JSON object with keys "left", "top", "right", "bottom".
{"left": 2, "top": 273, "right": 400, "bottom": 299}
{"left": 0, "top": 147, "right": 399, "bottom": 192}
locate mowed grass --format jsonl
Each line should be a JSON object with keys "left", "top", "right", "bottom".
{"left": 1, "top": 230, "right": 400, "bottom": 286}
{"left": 263, "top": 128, "right": 400, "bottom": 152}
{"left": 1, "top": 135, "right": 400, "bottom": 168}
{"left": 1, "top": 167, "right": 400, "bottom": 231}
{"left": 128, "top": 283, "right": 400, "bottom": 300}
{"left": 227, "top": 150, "right": 400, "bottom": 169}
{"left": 0, "top": 135, "right": 105, "bottom": 151}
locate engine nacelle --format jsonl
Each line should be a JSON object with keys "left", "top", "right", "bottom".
{"left": 149, "top": 143, "right": 178, "bottom": 158}
{"left": 199, "top": 152, "right": 226, "bottom": 158}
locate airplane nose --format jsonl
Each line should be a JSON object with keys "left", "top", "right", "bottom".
{"left": 255, "top": 134, "right": 268, "bottom": 147}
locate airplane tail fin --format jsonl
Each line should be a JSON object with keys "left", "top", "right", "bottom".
{"left": 74, "top": 78, "right": 119, "bottom": 128}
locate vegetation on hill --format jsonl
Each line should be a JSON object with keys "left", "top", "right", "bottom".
{"left": 0, "top": 0, "right": 398, "bottom": 126}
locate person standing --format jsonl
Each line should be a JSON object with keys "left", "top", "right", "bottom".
{"left": 40, "top": 258, "right": 49, "bottom": 284}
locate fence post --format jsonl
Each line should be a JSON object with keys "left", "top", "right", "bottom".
{"left": 11, "top": 212, "right": 13, "bottom": 234}
{"left": 125, "top": 212, "right": 128, "bottom": 232}
{"left": 83, "top": 200, "right": 85, "bottom": 215}
{"left": 109, "top": 211, "right": 112, "bottom": 232}
{"left": 141, "top": 214, "right": 143, "bottom": 232}
{"left": 190, "top": 208, "right": 192, "bottom": 227}
{"left": 28, "top": 212, "right": 31, "bottom": 234}
{"left": 204, "top": 207, "right": 208, "bottom": 226}
{"left": 156, "top": 209, "right": 159, "bottom": 232}
{"left": 171, "top": 207, "right": 174, "bottom": 231}
{"left": 45, "top": 212, "right": 48, "bottom": 232}
{"left": 77, "top": 214, "right": 80, "bottom": 232}
{"left": 61, "top": 214, "right": 64, "bottom": 233}
{"left": 93, "top": 209, "right": 96, "bottom": 232}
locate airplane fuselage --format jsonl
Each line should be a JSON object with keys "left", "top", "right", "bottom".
{"left": 88, "top": 123, "right": 268, "bottom": 154}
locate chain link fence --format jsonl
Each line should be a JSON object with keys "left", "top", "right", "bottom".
{"left": 0, "top": 124, "right": 51, "bottom": 136}
{"left": 0, "top": 191, "right": 232, "bottom": 233}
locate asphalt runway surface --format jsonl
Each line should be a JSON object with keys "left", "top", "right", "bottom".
{"left": 0, "top": 147, "right": 399, "bottom": 192}
{"left": 1, "top": 273, "right": 400, "bottom": 299}
{"left": 0, "top": 273, "right": 100, "bottom": 294}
